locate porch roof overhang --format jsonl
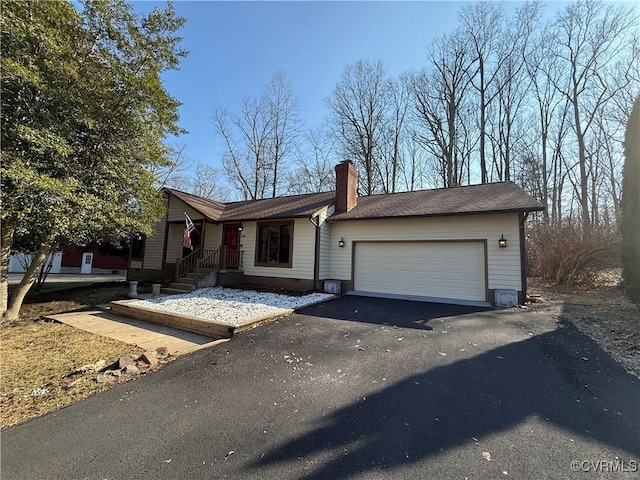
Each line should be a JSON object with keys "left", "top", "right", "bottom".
{"left": 164, "top": 188, "right": 335, "bottom": 224}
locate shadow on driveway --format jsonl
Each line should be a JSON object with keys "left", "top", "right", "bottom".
{"left": 250, "top": 318, "right": 640, "bottom": 479}
{"left": 298, "top": 295, "right": 491, "bottom": 330}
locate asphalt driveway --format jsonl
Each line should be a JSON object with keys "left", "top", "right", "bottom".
{"left": 2, "top": 296, "right": 639, "bottom": 479}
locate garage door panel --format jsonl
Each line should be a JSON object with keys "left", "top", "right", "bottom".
{"left": 354, "top": 242, "right": 485, "bottom": 302}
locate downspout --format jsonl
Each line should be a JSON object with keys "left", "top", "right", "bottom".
{"left": 519, "top": 211, "right": 529, "bottom": 305}
{"left": 309, "top": 216, "right": 320, "bottom": 291}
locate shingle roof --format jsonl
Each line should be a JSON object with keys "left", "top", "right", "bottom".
{"left": 164, "top": 189, "right": 226, "bottom": 222}
{"left": 165, "top": 182, "right": 543, "bottom": 223}
{"left": 164, "top": 188, "right": 335, "bottom": 222}
{"left": 329, "top": 182, "right": 544, "bottom": 221}
{"left": 221, "top": 191, "right": 336, "bottom": 221}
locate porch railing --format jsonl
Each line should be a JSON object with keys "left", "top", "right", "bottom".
{"left": 176, "top": 247, "right": 202, "bottom": 282}
{"left": 175, "top": 246, "right": 244, "bottom": 282}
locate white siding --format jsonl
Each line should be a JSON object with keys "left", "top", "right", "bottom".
{"left": 328, "top": 213, "right": 522, "bottom": 291}
{"left": 240, "top": 218, "right": 316, "bottom": 280}
{"left": 143, "top": 220, "right": 166, "bottom": 270}
{"left": 318, "top": 206, "right": 334, "bottom": 279}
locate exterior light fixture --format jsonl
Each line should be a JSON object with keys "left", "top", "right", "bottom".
{"left": 498, "top": 234, "right": 507, "bottom": 248}
{"left": 238, "top": 224, "right": 243, "bottom": 232}
{"left": 338, "top": 237, "right": 345, "bottom": 248}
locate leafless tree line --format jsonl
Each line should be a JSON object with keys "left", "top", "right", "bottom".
{"left": 206, "top": 0, "right": 638, "bottom": 227}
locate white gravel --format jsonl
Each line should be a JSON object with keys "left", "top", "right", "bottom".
{"left": 132, "top": 287, "right": 334, "bottom": 326}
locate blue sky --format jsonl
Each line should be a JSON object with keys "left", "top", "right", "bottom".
{"left": 129, "top": 1, "right": 585, "bottom": 175}
{"left": 132, "top": 1, "right": 478, "bottom": 170}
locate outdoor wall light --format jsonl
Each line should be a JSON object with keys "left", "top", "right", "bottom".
{"left": 498, "top": 234, "right": 507, "bottom": 248}
{"left": 238, "top": 224, "right": 244, "bottom": 232}
{"left": 338, "top": 237, "right": 345, "bottom": 248}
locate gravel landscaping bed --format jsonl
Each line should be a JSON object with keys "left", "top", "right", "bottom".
{"left": 132, "top": 287, "right": 334, "bottom": 326}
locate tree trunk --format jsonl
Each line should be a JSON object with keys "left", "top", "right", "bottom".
{"left": 479, "top": 59, "right": 488, "bottom": 184}
{"left": 0, "top": 221, "right": 15, "bottom": 320}
{"left": 4, "top": 240, "right": 54, "bottom": 322}
{"left": 574, "top": 113, "right": 591, "bottom": 227}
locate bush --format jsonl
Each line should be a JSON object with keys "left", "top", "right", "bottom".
{"left": 528, "top": 222, "right": 620, "bottom": 286}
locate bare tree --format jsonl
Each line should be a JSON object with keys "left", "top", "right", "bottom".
{"left": 215, "top": 101, "right": 272, "bottom": 200}
{"left": 215, "top": 73, "right": 301, "bottom": 200}
{"left": 413, "top": 29, "right": 475, "bottom": 187}
{"left": 459, "top": 2, "right": 504, "bottom": 184}
{"left": 263, "top": 72, "right": 302, "bottom": 197}
{"left": 286, "top": 126, "right": 337, "bottom": 194}
{"left": 166, "top": 162, "right": 231, "bottom": 201}
{"left": 149, "top": 144, "right": 192, "bottom": 189}
{"left": 490, "top": 2, "right": 541, "bottom": 182}
{"left": 550, "top": 0, "right": 639, "bottom": 226}
{"left": 398, "top": 133, "right": 430, "bottom": 191}
{"left": 377, "top": 75, "right": 411, "bottom": 193}
{"left": 327, "top": 60, "right": 389, "bottom": 195}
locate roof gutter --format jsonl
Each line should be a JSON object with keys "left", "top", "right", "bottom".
{"left": 309, "top": 216, "right": 320, "bottom": 291}
{"left": 519, "top": 211, "right": 530, "bottom": 305}
{"left": 327, "top": 206, "right": 545, "bottom": 222}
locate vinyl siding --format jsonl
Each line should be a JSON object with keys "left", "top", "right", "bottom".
{"left": 318, "top": 206, "right": 334, "bottom": 279}
{"left": 165, "top": 223, "right": 184, "bottom": 264}
{"left": 166, "top": 195, "right": 206, "bottom": 222}
{"left": 240, "top": 218, "right": 316, "bottom": 280}
{"left": 328, "top": 213, "right": 522, "bottom": 291}
{"left": 142, "top": 220, "right": 166, "bottom": 270}
{"left": 204, "top": 223, "right": 222, "bottom": 250}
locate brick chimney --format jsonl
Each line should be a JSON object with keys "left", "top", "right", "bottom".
{"left": 335, "top": 160, "right": 358, "bottom": 213}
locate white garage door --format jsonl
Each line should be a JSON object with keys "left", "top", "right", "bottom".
{"left": 353, "top": 241, "right": 486, "bottom": 304}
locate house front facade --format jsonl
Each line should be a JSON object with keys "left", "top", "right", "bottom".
{"left": 129, "top": 161, "right": 543, "bottom": 306}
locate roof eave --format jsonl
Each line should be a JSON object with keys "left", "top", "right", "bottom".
{"left": 328, "top": 206, "right": 545, "bottom": 222}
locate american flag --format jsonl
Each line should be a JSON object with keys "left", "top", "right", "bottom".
{"left": 183, "top": 213, "right": 196, "bottom": 250}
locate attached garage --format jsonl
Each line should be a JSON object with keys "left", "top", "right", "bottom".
{"left": 353, "top": 241, "right": 487, "bottom": 306}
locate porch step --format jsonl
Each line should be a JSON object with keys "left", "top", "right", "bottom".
{"left": 168, "top": 282, "right": 196, "bottom": 292}
{"left": 161, "top": 287, "right": 194, "bottom": 295}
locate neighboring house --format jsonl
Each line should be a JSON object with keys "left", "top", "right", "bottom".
{"left": 59, "top": 245, "right": 128, "bottom": 275}
{"left": 9, "top": 245, "right": 128, "bottom": 275}
{"left": 8, "top": 251, "right": 63, "bottom": 274}
{"left": 129, "top": 161, "right": 543, "bottom": 306}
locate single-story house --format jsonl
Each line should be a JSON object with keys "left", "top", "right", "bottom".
{"left": 129, "top": 161, "right": 543, "bottom": 306}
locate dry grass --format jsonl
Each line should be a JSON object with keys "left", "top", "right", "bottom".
{"left": 1, "top": 322, "right": 144, "bottom": 429}
{"left": 529, "top": 269, "right": 640, "bottom": 378}
{"left": 1, "top": 282, "right": 149, "bottom": 429}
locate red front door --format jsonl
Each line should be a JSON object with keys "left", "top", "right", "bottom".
{"left": 223, "top": 226, "right": 240, "bottom": 269}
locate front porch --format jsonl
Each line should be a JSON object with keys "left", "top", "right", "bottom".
{"left": 170, "top": 246, "right": 245, "bottom": 293}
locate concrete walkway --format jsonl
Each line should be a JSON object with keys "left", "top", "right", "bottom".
{"left": 47, "top": 310, "right": 227, "bottom": 356}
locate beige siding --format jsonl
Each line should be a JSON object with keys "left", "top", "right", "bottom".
{"left": 328, "top": 213, "right": 522, "bottom": 291}
{"left": 240, "top": 218, "right": 316, "bottom": 280}
{"left": 143, "top": 220, "right": 166, "bottom": 270}
{"left": 318, "top": 206, "right": 334, "bottom": 279}
{"left": 165, "top": 223, "right": 184, "bottom": 264}
{"left": 166, "top": 195, "right": 206, "bottom": 222}
{"left": 204, "top": 223, "right": 222, "bottom": 250}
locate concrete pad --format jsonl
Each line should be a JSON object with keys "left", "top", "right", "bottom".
{"left": 46, "top": 311, "right": 227, "bottom": 356}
